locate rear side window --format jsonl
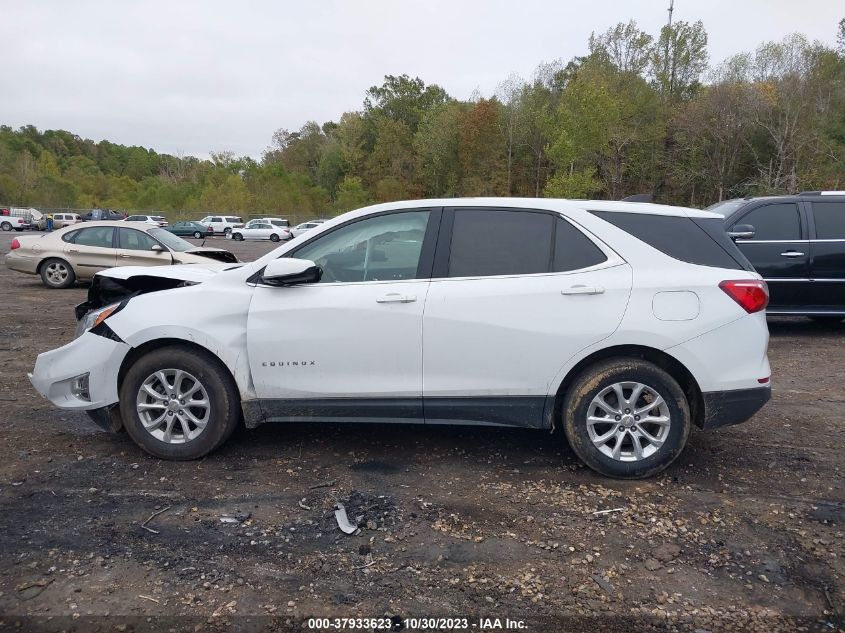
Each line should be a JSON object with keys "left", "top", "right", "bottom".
{"left": 591, "top": 211, "right": 751, "bottom": 271}
{"left": 448, "top": 210, "right": 553, "bottom": 277}
{"left": 812, "top": 202, "right": 845, "bottom": 239}
{"left": 62, "top": 230, "right": 80, "bottom": 243}
{"left": 554, "top": 218, "right": 607, "bottom": 272}
{"left": 736, "top": 203, "right": 801, "bottom": 240}
{"left": 212, "top": 217, "right": 222, "bottom": 223}
{"left": 74, "top": 227, "right": 114, "bottom": 248}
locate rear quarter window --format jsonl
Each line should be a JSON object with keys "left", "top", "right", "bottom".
{"left": 812, "top": 201, "right": 845, "bottom": 239}
{"left": 591, "top": 211, "right": 752, "bottom": 271}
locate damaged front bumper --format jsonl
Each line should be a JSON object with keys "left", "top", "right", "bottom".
{"left": 29, "top": 332, "right": 130, "bottom": 411}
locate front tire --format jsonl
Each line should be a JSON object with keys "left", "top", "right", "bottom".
{"left": 562, "top": 358, "right": 691, "bottom": 479}
{"left": 39, "top": 258, "right": 76, "bottom": 289}
{"left": 0, "top": 221, "right": 11, "bottom": 231}
{"left": 119, "top": 346, "right": 241, "bottom": 460}
{"left": 193, "top": 231, "right": 202, "bottom": 239}
{"left": 232, "top": 232, "right": 243, "bottom": 241}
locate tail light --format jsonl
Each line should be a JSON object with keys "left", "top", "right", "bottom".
{"left": 11, "top": 238, "right": 20, "bottom": 250}
{"left": 719, "top": 280, "right": 769, "bottom": 313}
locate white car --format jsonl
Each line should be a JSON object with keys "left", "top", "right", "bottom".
{"left": 126, "top": 215, "right": 168, "bottom": 227}
{"left": 29, "top": 198, "right": 771, "bottom": 478}
{"left": 231, "top": 219, "right": 292, "bottom": 242}
{"left": 198, "top": 215, "right": 244, "bottom": 235}
{"left": 290, "top": 219, "right": 326, "bottom": 238}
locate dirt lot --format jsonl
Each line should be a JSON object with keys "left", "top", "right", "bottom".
{"left": 0, "top": 231, "right": 842, "bottom": 632}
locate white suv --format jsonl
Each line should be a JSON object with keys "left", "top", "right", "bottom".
{"left": 29, "top": 199, "right": 771, "bottom": 478}
{"left": 198, "top": 215, "right": 244, "bottom": 235}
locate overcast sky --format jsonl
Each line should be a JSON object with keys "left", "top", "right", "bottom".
{"left": 2, "top": 0, "right": 842, "bottom": 159}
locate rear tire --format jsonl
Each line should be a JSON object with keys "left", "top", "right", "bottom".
{"left": 119, "top": 346, "right": 241, "bottom": 460}
{"left": 562, "top": 358, "right": 691, "bottom": 479}
{"left": 39, "top": 258, "right": 76, "bottom": 289}
{"left": 270, "top": 233, "right": 280, "bottom": 242}
{"left": 193, "top": 231, "right": 202, "bottom": 239}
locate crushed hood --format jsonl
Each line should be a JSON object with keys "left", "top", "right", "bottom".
{"left": 75, "top": 263, "right": 243, "bottom": 320}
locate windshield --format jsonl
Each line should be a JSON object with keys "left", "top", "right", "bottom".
{"left": 149, "top": 228, "right": 193, "bottom": 252}
{"left": 706, "top": 199, "right": 748, "bottom": 218}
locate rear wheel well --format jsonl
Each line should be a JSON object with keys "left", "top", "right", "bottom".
{"left": 552, "top": 345, "right": 703, "bottom": 431}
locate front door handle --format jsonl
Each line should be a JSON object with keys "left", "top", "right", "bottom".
{"left": 67, "top": 249, "right": 79, "bottom": 253}
{"left": 118, "top": 253, "right": 132, "bottom": 258}
{"left": 780, "top": 251, "right": 805, "bottom": 258}
{"left": 561, "top": 285, "right": 605, "bottom": 296}
{"left": 376, "top": 293, "right": 417, "bottom": 303}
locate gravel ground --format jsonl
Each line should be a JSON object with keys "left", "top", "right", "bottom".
{"left": 0, "top": 231, "right": 842, "bottom": 633}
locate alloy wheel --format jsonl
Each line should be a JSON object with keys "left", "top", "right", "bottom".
{"left": 135, "top": 369, "right": 210, "bottom": 443}
{"left": 586, "top": 381, "right": 671, "bottom": 462}
{"left": 45, "top": 262, "right": 69, "bottom": 285}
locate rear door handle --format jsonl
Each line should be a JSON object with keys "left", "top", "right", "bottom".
{"left": 118, "top": 253, "right": 132, "bottom": 258}
{"left": 780, "top": 251, "right": 804, "bottom": 258}
{"left": 561, "top": 285, "right": 605, "bottom": 295}
{"left": 376, "top": 293, "right": 417, "bottom": 303}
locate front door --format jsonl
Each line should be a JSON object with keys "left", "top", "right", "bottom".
{"left": 731, "top": 202, "right": 809, "bottom": 310}
{"left": 422, "top": 208, "right": 632, "bottom": 428}
{"left": 247, "top": 209, "right": 439, "bottom": 422}
{"left": 116, "top": 227, "right": 173, "bottom": 267}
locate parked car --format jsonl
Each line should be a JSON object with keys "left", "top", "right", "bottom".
{"left": 5, "top": 221, "right": 238, "bottom": 289}
{"left": 2, "top": 207, "right": 44, "bottom": 230}
{"left": 28, "top": 199, "right": 771, "bottom": 478}
{"left": 0, "top": 214, "right": 29, "bottom": 231}
{"left": 126, "top": 214, "right": 168, "bottom": 227}
{"left": 231, "top": 220, "right": 291, "bottom": 242}
{"left": 167, "top": 221, "right": 214, "bottom": 239}
{"left": 198, "top": 215, "right": 244, "bottom": 235}
{"left": 81, "top": 209, "right": 126, "bottom": 222}
{"left": 708, "top": 191, "right": 845, "bottom": 322}
{"left": 51, "top": 213, "right": 82, "bottom": 228}
{"left": 291, "top": 219, "right": 326, "bottom": 238}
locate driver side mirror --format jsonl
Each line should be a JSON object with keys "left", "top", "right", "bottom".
{"left": 262, "top": 258, "right": 322, "bottom": 286}
{"left": 151, "top": 244, "right": 164, "bottom": 252}
{"left": 728, "top": 224, "right": 755, "bottom": 240}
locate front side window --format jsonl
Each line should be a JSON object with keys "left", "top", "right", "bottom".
{"left": 812, "top": 202, "right": 845, "bottom": 239}
{"left": 119, "top": 228, "right": 158, "bottom": 251}
{"left": 74, "top": 227, "right": 114, "bottom": 248}
{"left": 293, "top": 211, "right": 430, "bottom": 283}
{"left": 448, "top": 209, "right": 553, "bottom": 277}
{"left": 736, "top": 204, "right": 801, "bottom": 241}
{"left": 211, "top": 217, "right": 222, "bottom": 223}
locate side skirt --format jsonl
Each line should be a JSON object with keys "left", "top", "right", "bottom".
{"left": 244, "top": 396, "right": 552, "bottom": 430}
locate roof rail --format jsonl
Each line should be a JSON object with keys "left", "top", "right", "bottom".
{"left": 798, "top": 191, "right": 845, "bottom": 196}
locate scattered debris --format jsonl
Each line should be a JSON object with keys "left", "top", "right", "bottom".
{"left": 298, "top": 499, "right": 311, "bottom": 510}
{"left": 219, "top": 511, "right": 251, "bottom": 525}
{"left": 16, "top": 578, "right": 53, "bottom": 600}
{"left": 592, "top": 574, "right": 616, "bottom": 595}
{"left": 140, "top": 505, "right": 172, "bottom": 534}
{"left": 645, "top": 558, "right": 662, "bottom": 571}
{"left": 334, "top": 503, "right": 358, "bottom": 534}
{"left": 138, "top": 594, "right": 161, "bottom": 604}
{"left": 309, "top": 479, "right": 337, "bottom": 490}
{"left": 592, "top": 507, "right": 625, "bottom": 516}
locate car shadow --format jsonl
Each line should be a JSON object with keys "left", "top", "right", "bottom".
{"left": 767, "top": 316, "right": 844, "bottom": 337}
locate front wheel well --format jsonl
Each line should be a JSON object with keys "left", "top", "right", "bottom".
{"left": 117, "top": 338, "right": 239, "bottom": 398}
{"left": 552, "top": 345, "right": 704, "bottom": 431}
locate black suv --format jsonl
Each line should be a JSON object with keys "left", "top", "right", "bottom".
{"left": 708, "top": 192, "right": 845, "bottom": 322}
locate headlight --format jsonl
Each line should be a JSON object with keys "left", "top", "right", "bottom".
{"left": 74, "top": 303, "right": 120, "bottom": 339}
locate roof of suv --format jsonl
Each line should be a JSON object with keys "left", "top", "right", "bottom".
{"left": 352, "top": 197, "right": 721, "bottom": 219}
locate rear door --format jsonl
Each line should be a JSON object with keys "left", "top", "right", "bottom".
{"left": 730, "top": 201, "right": 809, "bottom": 310}
{"left": 116, "top": 227, "right": 173, "bottom": 267}
{"left": 64, "top": 226, "right": 117, "bottom": 273}
{"left": 421, "top": 208, "right": 631, "bottom": 428}
{"left": 808, "top": 200, "right": 845, "bottom": 310}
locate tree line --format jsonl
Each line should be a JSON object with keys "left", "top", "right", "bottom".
{"left": 1, "top": 18, "right": 843, "bottom": 218}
